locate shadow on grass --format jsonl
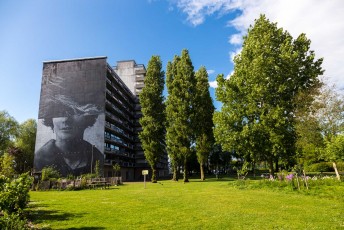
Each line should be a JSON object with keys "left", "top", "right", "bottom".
{"left": 28, "top": 203, "right": 107, "bottom": 229}
{"left": 66, "top": 228, "right": 106, "bottom": 230}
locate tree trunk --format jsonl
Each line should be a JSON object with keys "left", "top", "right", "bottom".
{"left": 200, "top": 163, "right": 205, "bottom": 181}
{"left": 333, "top": 162, "right": 341, "bottom": 181}
{"left": 275, "top": 158, "right": 279, "bottom": 173}
{"left": 269, "top": 159, "right": 274, "bottom": 177}
{"left": 172, "top": 164, "right": 178, "bottom": 181}
{"left": 151, "top": 167, "right": 157, "bottom": 183}
{"left": 183, "top": 160, "right": 189, "bottom": 183}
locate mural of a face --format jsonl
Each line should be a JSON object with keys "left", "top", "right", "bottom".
{"left": 34, "top": 59, "right": 106, "bottom": 176}
{"left": 53, "top": 115, "right": 85, "bottom": 140}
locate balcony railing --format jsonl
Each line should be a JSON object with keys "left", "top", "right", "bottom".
{"left": 105, "top": 122, "right": 133, "bottom": 141}
{"left": 104, "top": 147, "right": 135, "bottom": 158}
{"left": 106, "top": 91, "right": 134, "bottom": 118}
{"left": 104, "top": 136, "right": 134, "bottom": 149}
{"left": 105, "top": 112, "right": 134, "bottom": 132}
{"left": 107, "top": 64, "right": 134, "bottom": 99}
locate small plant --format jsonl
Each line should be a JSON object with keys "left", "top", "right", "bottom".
{"left": 113, "top": 163, "right": 121, "bottom": 177}
{"left": 235, "top": 162, "right": 249, "bottom": 180}
{"left": 94, "top": 160, "right": 100, "bottom": 178}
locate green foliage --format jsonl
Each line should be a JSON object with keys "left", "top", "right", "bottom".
{"left": 41, "top": 166, "right": 60, "bottom": 181}
{"left": 304, "top": 162, "right": 334, "bottom": 172}
{"left": 0, "top": 152, "right": 15, "bottom": 178}
{"left": 0, "top": 213, "right": 29, "bottom": 230}
{"left": 209, "top": 144, "right": 231, "bottom": 174}
{"left": 81, "top": 173, "right": 97, "bottom": 179}
{"left": 194, "top": 66, "right": 214, "bottom": 180}
{"left": 0, "top": 173, "right": 33, "bottom": 215}
{"left": 13, "top": 119, "right": 37, "bottom": 173}
{"left": 94, "top": 160, "right": 100, "bottom": 177}
{"left": 139, "top": 55, "right": 165, "bottom": 183}
{"left": 245, "top": 174, "right": 343, "bottom": 199}
{"left": 166, "top": 49, "right": 197, "bottom": 182}
{"left": 325, "top": 134, "right": 344, "bottom": 162}
{"left": 113, "top": 163, "right": 121, "bottom": 177}
{"left": 214, "top": 15, "right": 323, "bottom": 175}
{"left": 0, "top": 111, "right": 18, "bottom": 155}
{"left": 314, "top": 85, "right": 344, "bottom": 141}
{"left": 337, "top": 161, "right": 344, "bottom": 171}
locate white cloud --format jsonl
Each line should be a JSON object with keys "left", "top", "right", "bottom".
{"left": 226, "top": 71, "right": 234, "bottom": 80}
{"left": 173, "top": 0, "right": 344, "bottom": 90}
{"left": 207, "top": 69, "right": 215, "bottom": 75}
{"left": 228, "top": 34, "right": 242, "bottom": 45}
{"left": 209, "top": 80, "right": 218, "bottom": 88}
{"left": 175, "top": 0, "right": 239, "bottom": 26}
{"left": 209, "top": 71, "right": 233, "bottom": 89}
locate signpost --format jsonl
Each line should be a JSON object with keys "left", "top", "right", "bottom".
{"left": 142, "top": 170, "right": 149, "bottom": 189}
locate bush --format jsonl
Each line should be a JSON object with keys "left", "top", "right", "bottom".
{"left": 336, "top": 162, "right": 344, "bottom": 171}
{"left": 0, "top": 173, "right": 33, "bottom": 214}
{"left": 0, "top": 213, "right": 29, "bottom": 230}
{"left": 305, "top": 162, "right": 334, "bottom": 172}
{"left": 41, "top": 166, "right": 60, "bottom": 181}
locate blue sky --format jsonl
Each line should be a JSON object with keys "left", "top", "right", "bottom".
{"left": 1, "top": 0, "right": 343, "bottom": 123}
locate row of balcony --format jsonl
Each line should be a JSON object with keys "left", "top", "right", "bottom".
{"left": 105, "top": 99, "right": 133, "bottom": 124}
{"left": 105, "top": 112, "right": 134, "bottom": 132}
{"left": 105, "top": 122, "right": 133, "bottom": 141}
{"left": 105, "top": 100, "right": 126, "bottom": 120}
{"left": 104, "top": 159, "right": 135, "bottom": 168}
{"left": 106, "top": 78, "right": 133, "bottom": 107}
{"left": 104, "top": 147, "right": 135, "bottom": 158}
{"left": 106, "top": 90, "right": 134, "bottom": 118}
{"left": 104, "top": 136, "right": 134, "bottom": 149}
{"left": 107, "top": 65, "right": 135, "bottom": 100}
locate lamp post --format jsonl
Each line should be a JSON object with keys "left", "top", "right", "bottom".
{"left": 91, "top": 145, "right": 95, "bottom": 174}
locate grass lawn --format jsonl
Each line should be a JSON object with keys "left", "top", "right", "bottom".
{"left": 28, "top": 178, "right": 344, "bottom": 230}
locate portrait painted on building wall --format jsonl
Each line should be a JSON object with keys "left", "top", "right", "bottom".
{"left": 34, "top": 60, "right": 106, "bottom": 177}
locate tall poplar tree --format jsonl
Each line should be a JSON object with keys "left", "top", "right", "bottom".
{"left": 214, "top": 15, "right": 323, "bottom": 175}
{"left": 166, "top": 49, "right": 196, "bottom": 182}
{"left": 194, "top": 66, "right": 214, "bottom": 181}
{"left": 166, "top": 56, "right": 182, "bottom": 181}
{"left": 139, "top": 56, "right": 165, "bottom": 183}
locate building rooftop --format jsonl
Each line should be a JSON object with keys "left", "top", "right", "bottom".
{"left": 43, "top": 56, "right": 107, "bottom": 64}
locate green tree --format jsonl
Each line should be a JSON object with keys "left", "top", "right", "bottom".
{"left": 0, "top": 111, "right": 18, "bottom": 155}
{"left": 214, "top": 15, "right": 323, "bottom": 176}
{"left": 12, "top": 119, "right": 37, "bottom": 173}
{"left": 166, "top": 49, "right": 197, "bottom": 182}
{"left": 295, "top": 84, "right": 344, "bottom": 167}
{"left": 166, "top": 56, "right": 182, "bottom": 181}
{"left": 139, "top": 56, "right": 165, "bottom": 183}
{"left": 194, "top": 67, "right": 214, "bottom": 180}
{"left": 325, "top": 134, "right": 344, "bottom": 180}
{"left": 0, "top": 152, "right": 15, "bottom": 178}
{"left": 313, "top": 85, "right": 344, "bottom": 141}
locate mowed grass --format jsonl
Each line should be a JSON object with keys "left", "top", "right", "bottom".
{"left": 29, "top": 178, "right": 344, "bottom": 230}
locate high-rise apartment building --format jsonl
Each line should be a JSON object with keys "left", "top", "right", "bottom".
{"left": 34, "top": 57, "right": 168, "bottom": 181}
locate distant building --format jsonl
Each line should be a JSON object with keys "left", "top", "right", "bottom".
{"left": 34, "top": 57, "right": 169, "bottom": 181}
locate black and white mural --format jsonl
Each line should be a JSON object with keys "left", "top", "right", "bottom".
{"left": 34, "top": 59, "right": 106, "bottom": 176}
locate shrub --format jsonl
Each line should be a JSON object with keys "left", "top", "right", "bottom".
{"left": 41, "top": 166, "right": 60, "bottom": 181}
{"left": 0, "top": 213, "right": 29, "bottom": 230}
{"left": 305, "top": 162, "right": 334, "bottom": 172}
{"left": 336, "top": 162, "right": 344, "bottom": 171}
{"left": 0, "top": 173, "right": 33, "bottom": 214}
